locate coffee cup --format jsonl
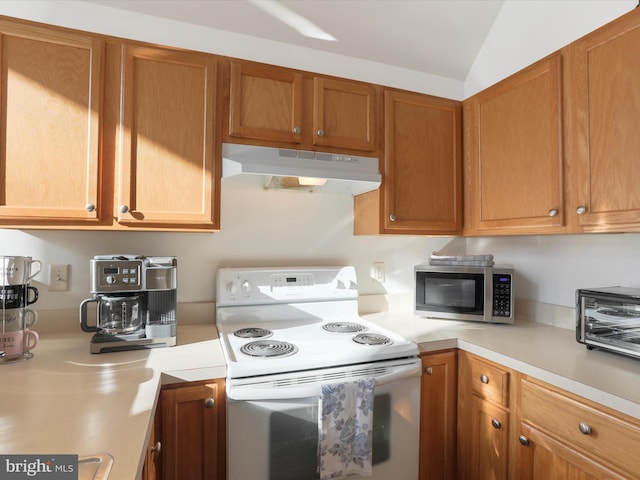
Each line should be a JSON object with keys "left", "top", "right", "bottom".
{"left": 0, "top": 284, "right": 38, "bottom": 309}
{"left": 0, "top": 329, "right": 38, "bottom": 359}
{"left": 0, "top": 256, "right": 42, "bottom": 286}
{"left": 2, "top": 308, "right": 38, "bottom": 330}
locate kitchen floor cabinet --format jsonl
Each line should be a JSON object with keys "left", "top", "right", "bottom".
{"left": 354, "top": 89, "right": 462, "bottom": 235}
{"left": 159, "top": 379, "right": 226, "bottom": 480}
{"left": 109, "top": 43, "right": 219, "bottom": 230}
{"left": 0, "top": 20, "right": 103, "bottom": 226}
{"left": 565, "top": 8, "right": 640, "bottom": 233}
{"left": 225, "top": 59, "right": 380, "bottom": 153}
{"left": 516, "top": 376, "right": 640, "bottom": 480}
{"left": 457, "top": 351, "right": 511, "bottom": 480}
{"left": 463, "top": 53, "right": 566, "bottom": 235}
{"left": 419, "top": 350, "right": 457, "bottom": 480}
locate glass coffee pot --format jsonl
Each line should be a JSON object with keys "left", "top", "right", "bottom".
{"left": 80, "top": 294, "right": 143, "bottom": 335}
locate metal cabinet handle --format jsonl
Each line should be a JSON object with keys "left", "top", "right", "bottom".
{"left": 85, "top": 203, "right": 96, "bottom": 212}
{"left": 491, "top": 418, "right": 502, "bottom": 429}
{"left": 579, "top": 422, "right": 592, "bottom": 435}
{"left": 518, "top": 435, "right": 530, "bottom": 446}
{"left": 424, "top": 367, "right": 433, "bottom": 375}
{"left": 292, "top": 127, "right": 301, "bottom": 134}
{"left": 204, "top": 397, "right": 215, "bottom": 409}
{"left": 548, "top": 208, "right": 559, "bottom": 217}
{"left": 480, "top": 374, "right": 489, "bottom": 384}
{"left": 317, "top": 128, "right": 325, "bottom": 137}
{"left": 119, "top": 205, "right": 129, "bottom": 214}
{"left": 389, "top": 214, "right": 396, "bottom": 222}
{"left": 576, "top": 205, "right": 587, "bottom": 215}
{"left": 150, "top": 442, "right": 161, "bottom": 454}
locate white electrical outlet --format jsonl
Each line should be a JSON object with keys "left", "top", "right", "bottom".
{"left": 49, "top": 264, "right": 70, "bottom": 292}
{"left": 371, "top": 262, "right": 385, "bottom": 283}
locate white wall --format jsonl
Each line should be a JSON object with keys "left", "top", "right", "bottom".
{"left": 0, "top": 0, "right": 638, "bottom": 312}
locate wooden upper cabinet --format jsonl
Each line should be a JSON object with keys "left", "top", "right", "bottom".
{"left": 228, "top": 61, "right": 303, "bottom": 144}
{"left": 463, "top": 53, "right": 565, "bottom": 235}
{"left": 225, "top": 60, "right": 379, "bottom": 153}
{"left": 0, "top": 20, "right": 103, "bottom": 224}
{"left": 312, "top": 77, "right": 376, "bottom": 151}
{"left": 357, "top": 89, "right": 461, "bottom": 235}
{"left": 566, "top": 8, "right": 640, "bottom": 232}
{"left": 116, "top": 44, "right": 219, "bottom": 229}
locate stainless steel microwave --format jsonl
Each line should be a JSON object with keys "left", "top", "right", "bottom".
{"left": 414, "top": 265, "right": 514, "bottom": 323}
{"left": 576, "top": 287, "right": 640, "bottom": 360}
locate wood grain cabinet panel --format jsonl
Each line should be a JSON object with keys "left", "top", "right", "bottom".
{"left": 566, "top": 8, "right": 640, "bottom": 232}
{"left": 419, "top": 350, "right": 457, "bottom": 480}
{"left": 116, "top": 44, "right": 218, "bottom": 229}
{"left": 464, "top": 53, "right": 565, "bottom": 235}
{"left": 0, "top": 20, "right": 103, "bottom": 224}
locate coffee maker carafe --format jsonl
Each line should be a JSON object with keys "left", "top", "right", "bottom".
{"left": 80, "top": 255, "right": 177, "bottom": 353}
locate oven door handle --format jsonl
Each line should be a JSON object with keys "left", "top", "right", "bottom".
{"left": 227, "top": 358, "right": 421, "bottom": 401}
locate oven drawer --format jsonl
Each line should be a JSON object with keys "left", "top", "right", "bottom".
{"left": 520, "top": 377, "right": 640, "bottom": 476}
{"left": 463, "top": 352, "right": 510, "bottom": 407}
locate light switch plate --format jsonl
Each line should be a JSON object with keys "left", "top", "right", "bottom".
{"left": 370, "top": 262, "right": 385, "bottom": 283}
{"left": 49, "top": 264, "right": 70, "bottom": 292}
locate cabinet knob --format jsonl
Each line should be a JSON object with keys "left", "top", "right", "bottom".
{"left": 292, "top": 126, "right": 301, "bottom": 134}
{"left": 317, "top": 128, "right": 325, "bottom": 137}
{"left": 150, "top": 441, "right": 161, "bottom": 454}
{"left": 85, "top": 203, "right": 96, "bottom": 212}
{"left": 491, "top": 418, "right": 502, "bottom": 429}
{"left": 578, "top": 422, "right": 592, "bottom": 435}
{"left": 119, "top": 205, "right": 129, "bottom": 214}
{"left": 480, "top": 374, "right": 489, "bottom": 384}
{"left": 424, "top": 367, "right": 433, "bottom": 375}
{"left": 548, "top": 208, "right": 559, "bottom": 217}
{"left": 204, "top": 397, "right": 215, "bottom": 409}
{"left": 389, "top": 214, "right": 396, "bottom": 222}
{"left": 576, "top": 205, "right": 587, "bottom": 215}
{"left": 518, "top": 435, "right": 530, "bottom": 446}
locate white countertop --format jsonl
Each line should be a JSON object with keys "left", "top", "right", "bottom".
{"left": 2, "top": 302, "right": 640, "bottom": 479}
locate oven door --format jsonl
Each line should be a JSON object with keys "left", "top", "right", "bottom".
{"left": 226, "top": 359, "right": 421, "bottom": 480}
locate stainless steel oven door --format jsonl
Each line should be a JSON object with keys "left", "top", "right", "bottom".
{"left": 226, "top": 358, "right": 421, "bottom": 480}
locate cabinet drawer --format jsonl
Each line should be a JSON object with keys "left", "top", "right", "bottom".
{"left": 468, "top": 356, "right": 510, "bottom": 406}
{"left": 521, "top": 377, "right": 640, "bottom": 476}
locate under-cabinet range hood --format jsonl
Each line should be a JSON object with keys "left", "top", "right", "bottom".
{"left": 222, "top": 143, "right": 381, "bottom": 195}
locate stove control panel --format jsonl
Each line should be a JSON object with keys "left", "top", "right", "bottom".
{"left": 216, "top": 267, "right": 358, "bottom": 306}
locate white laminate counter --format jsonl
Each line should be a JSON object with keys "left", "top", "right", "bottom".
{"left": 2, "top": 302, "right": 640, "bottom": 479}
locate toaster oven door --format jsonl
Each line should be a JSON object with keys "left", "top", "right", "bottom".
{"left": 577, "top": 290, "right": 640, "bottom": 358}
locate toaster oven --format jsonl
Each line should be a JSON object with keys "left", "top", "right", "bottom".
{"left": 576, "top": 287, "right": 640, "bottom": 359}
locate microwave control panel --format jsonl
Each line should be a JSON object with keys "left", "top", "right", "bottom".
{"left": 492, "top": 273, "right": 512, "bottom": 317}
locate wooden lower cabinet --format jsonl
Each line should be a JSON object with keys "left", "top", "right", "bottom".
{"left": 145, "top": 379, "right": 226, "bottom": 480}
{"left": 419, "top": 350, "right": 457, "bottom": 480}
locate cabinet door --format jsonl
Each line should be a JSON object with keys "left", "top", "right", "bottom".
{"left": 419, "top": 350, "right": 457, "bottom": 480}
{"left": 567, "top": 9, "right": 640, "bottom": 231}
{"left": 464, "top": 53, "right": 565, "bottom": 235}
{"left": 117, "top": 44, "right": 218, "bottom": 229}
{"left": 161, "top": 380, "right": 225, "bottom": 480}
{"left": 0, "top": 21, "right": 103, "bottom": 223}
{"left": 518, "top": 423, "right": 628, "bottom": 480}
{"left": 382, "top": 89, "right": 462, "bottom": 235}
{"left": 313, "top": 77, "right": 377, "bottom": 151}
{"left": 228, "top": 61, "right": 303, "bottom": 144}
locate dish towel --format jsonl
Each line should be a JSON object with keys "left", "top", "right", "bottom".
{"left": 317, "top": 377, "right": 375, "bottom": 480}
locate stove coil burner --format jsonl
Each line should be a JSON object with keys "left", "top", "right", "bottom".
{"left": 322, "top": 322, "right": 366, "bottom": 333}
{"left": 233, "top": 327, "right": 273, "bottom": 339}
{"left": 353, "top": 333, "right": 393, "bottom": 346}
{"left": 240, "top": 340, "right": 298, "bottom": 358}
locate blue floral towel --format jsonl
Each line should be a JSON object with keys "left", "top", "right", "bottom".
{"left": 317, "top": 377, "right": 375, "bottom": 479}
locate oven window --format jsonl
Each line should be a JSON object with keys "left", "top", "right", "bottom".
{"left": 416, "top": 272, "right": 484, "bottom": 314}
{"left": 269, "top": 394, "right": 391, "bottom": 480}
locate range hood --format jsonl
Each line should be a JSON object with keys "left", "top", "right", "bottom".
{"left": 222, "top": 143, "right": 381, "bottom": 195}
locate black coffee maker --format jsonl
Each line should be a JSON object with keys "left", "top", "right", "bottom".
{"left": 80, "top": 255, "right": 177, "bottom": 353}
